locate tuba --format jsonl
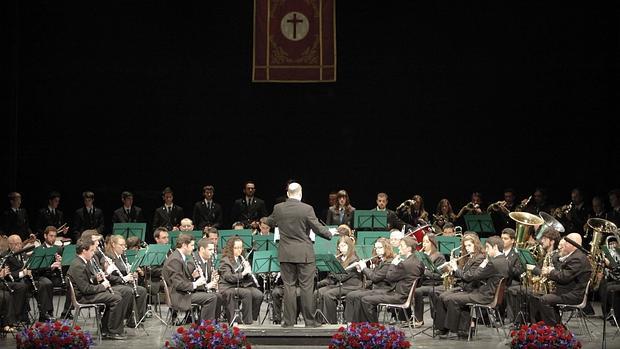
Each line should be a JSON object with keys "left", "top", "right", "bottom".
{"left": 586, "top": 218, "right": 618, "bottom": 290}
{"left": 509, "top": 212, "right": 544, "bottom": 249}
{"left": 536, "top": 211, "right": 565, "bottom": 240}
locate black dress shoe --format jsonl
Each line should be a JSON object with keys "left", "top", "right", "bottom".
{"left": 106, "top": 333, "right": 127, "bottom": 340}
{"left": 305, "top": 322, "right": 322, "bottom": 328}
{"left": 281, "top": 323, "right": 294, "bottom": 328}
{"left": 38, "top": 314, "right": 55, "bottom": 322}
{"left": 435, "top": 328, "right": 449, "bottom": 337}
{"left": 61, "top": 311, "right": 73, "bottom": 320}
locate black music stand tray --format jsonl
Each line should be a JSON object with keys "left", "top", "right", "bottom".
{"left": 253, "top": 250, "right": 281, "bottom": 324}
{"left": 354, "top": 210, "right": 388, "bottom": 231}
{"left": 464, "top": 214, "right": 495, "bottom": 235}
{"left": 414, "top": 251, "right": 439, "bottom": 337}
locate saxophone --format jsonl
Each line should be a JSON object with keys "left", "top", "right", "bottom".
{"left": 534, "top": 249, "right": 556, "bottom": 294}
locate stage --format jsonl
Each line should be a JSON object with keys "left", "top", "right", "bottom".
{"left": 1, "top": 299, "right": 614, "bottom": 348}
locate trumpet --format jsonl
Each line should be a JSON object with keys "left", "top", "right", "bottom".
{"left": 553, "top": 202, "right": 573, "bottom": 219}
{"left": 487, "top": 200, "right": 507, "bottom": 212}
{"left": 517, "top": 195, "right": 532, "bottom": 211}
{"left": 397, "top": 199, "right": 416, "bottom": 210}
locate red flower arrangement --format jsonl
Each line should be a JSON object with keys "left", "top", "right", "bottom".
{"left": 16, "top": 319, "right": 94, "bottom": 348}
{"left": 329, "top": 322, "right": 410, "bottom": 349}
{"left": 164, "top": 320, "right": 251, "bottom": 349}
{"left": 510, "top": 321, "right": 582, "bottom": 349}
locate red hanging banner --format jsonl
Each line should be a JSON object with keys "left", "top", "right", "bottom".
{"left": 253, "top": 0, "right": 336, "bottom": 82}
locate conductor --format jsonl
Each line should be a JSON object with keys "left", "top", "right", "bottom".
{"left": 266, "top": 182, "right": 333, "bottom": 328}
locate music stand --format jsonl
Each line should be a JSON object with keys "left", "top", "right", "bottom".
{"left": 356, "top": 231, "right": 391, "bottom": 246}
{"left": 218, "top": 230, "right": 253, "bottom": 252}
{"left": 313, "top": 234, "right": 338, "bottom": 255}
{"left": 253, "top": 235, "right": 278, "bottom": 251}
{"left": 137, "top": 244, "right": 169, "bottom": 326}
{"left": 464, "top": 214, "right": 495, "bottom": 236}
{"left": 436, "top": 236, "right": 460, "bottom": 256}
{"left": 414, "top": 251, "right": 439, "bottom": 337}
{"left": 514, "top": 248, "right": 537, "bottom": 326}
{"left": 253, "top": 250, "right": 281, "bottom": 324}
{"left": 314, "top": 253, "right": 347, "bottom": 324}
{"left": 112, "top": 223, "right": 147, "bottom": 241}
{"left": 61, "top": 245, "right": 77, "bottom": 267}
{"left": 353, "top": 210, "right": 388, "bottom": 231}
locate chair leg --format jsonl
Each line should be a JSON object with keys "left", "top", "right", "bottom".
{"left": 95, "top": 308, "right": 102, "bottom": 343}
{"left": 161, "top": 308, "right": 173, "bottom": 340}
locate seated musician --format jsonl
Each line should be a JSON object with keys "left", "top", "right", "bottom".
{"left": 105, "top": 235, "right": 147, "bottom": 327}
{"left": 191, "top": 238, "right": 223, "bottom": 319}
{"left": 431, "top": 233, "right": 485, "bottom": 333}
{"left": 66, "top": 238, "right": 126, "bottom": 340}
{"left": 218, "top": 237, "right": 263, "bottom": 325}
{"left": 144, "top": 227, "right": 170, "bottom": 304}
{"left": 413, "top": 233, "right": 446, "bottom": 327}
{"left": 527, "top": 233, "right": 592, "bottom": 326}
{"left": 39, "top": 226, "right": 73, "bottom": 319}
{"left": 360, "top": 236, "right": 424, "bottom": 323}
{"left": 436, "top": 235, "right": 509, "bottom": 339}
{"left": 5, "top": 234, "right": 55, "bottom": 322}
{"left": 316, "top": 235, "right": 362, "bottom": 324}
{"left": 0, "top": 264, "right": 27, "bottom": 333}
{"left": 505, "top": 228, "right": 560, "bottom": 325}
{"left": 344, "top": 237, "right": 394, "bottom": 323}
{"left": 163, "top": 233, "right": 218, "bottom": 322}
{"left": 498, "top": 228, "right": 522, "bottom": 320}
{"left": 599, "top": 236, "right": 620, "bottom": 324}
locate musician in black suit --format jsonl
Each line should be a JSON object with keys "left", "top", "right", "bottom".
{"left": 413, "top": 233, "right": 446, "bottom": 326}
{"left": 5, "top": 234, "right": 55, "bottom": 322}
{"left": 500, "top": 228, "right": 522, "bottom": 320}
{"left": 72, "top": 191, "right": 105, "bottom": 242}
{"left": 431, "top": 234, "right": 486, "bottom": 335}
{"left": 344, "top": 237, "right": 395, "bottom": 323}
{"left": 218, "top": 237, "right": 263, "bottom": 324}
{"left": 265, "top": 182, "right": 334, "bottom": 327}
{"left": 111, "top": 191, "right": 144, "bottom": 224}
{"left": 437, "top": 235, "right": 509, "bottom": 339}
{"left": 373, "top": 193, "right": 407, "bottom": 230}
{"left": 152, "top": 187, "right": 183, "bottom": 231}
{"left": 144, "top": 227, "right": 170, "bottom": 301}
{"left": 528, "top": 233, "right": 592, "bottom": 326}
{"left": 193, "top": 185, "right": 224, "bottom": 230}
{"left": 0, "top": 248, "right": 28, "bottom": 328}
{"left": 230, "top": 181, "right": 268, "bottom": 229}
{"left": 191, "top": 238, "right": 223, "bottom": 317}
{"left": 326, "top": 190, "right": 355, "bottom": 227}
{"left": 35, "top": 191, "right": 68, "bottom": 235}
{"left": 316, "top": 236, "right": 362, "bottom": 324}
{"left": 40, "top": 226, "right": 72, "bottom": 318}
{"left": 163, "top": 233, "right": 218, "bottom": 322}
{"left": 67, "top": 238, "right": 126, "bottom": 340}
{"left": 360, "top": 236, "right": 425, "bottom": 323}
{"left": 104, "top": 235, "right": 147, "bottom": 327}
{"left": 0, "top": 192, "right": 32, "bottom": 240}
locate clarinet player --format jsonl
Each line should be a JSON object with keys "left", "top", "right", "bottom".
{"left": 67, "top": 238, "right": 126, "bottom": 340}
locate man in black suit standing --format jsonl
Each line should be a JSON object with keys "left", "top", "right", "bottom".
{"left": 35, "top": 191, "right": 69, "bottom": 236}
{"left": 231, "top": 181, "right": 268, "bottom": 229}
{"left": 112, "top": 191, "right": 144, "bottom": 224}
{"left": 266, "top": 182, "right": 334, "bottom": 328}
{"left": 66, "top": 238, "right": 126, "bottom": 340}
{"left": 152, "top": 187, "right": 184, "bottom": 231}
{"left": 193, "top": 185, "right": 224, "bottom": 230}
{"left": 0, "top": 192, "right": 32, "bottom": 240}
{"left": 72, "top": 191, "right": 105, "bottom": 242}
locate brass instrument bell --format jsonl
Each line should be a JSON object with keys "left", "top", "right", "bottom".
{"left": 536, "top": 211, "right": 565, "bottom": 240}
{"left": 509, "top": 212, "right": 544, "bottom": 248}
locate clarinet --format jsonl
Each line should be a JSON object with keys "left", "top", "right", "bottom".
{"left": 22, "top": 256, "right": 39, "bottom": 294}
{"left": 240, "top": 255, "right": 259, "bottom": 288}
{"left": 192, "top": 252, "right": 206, "bottom": 291}
{"left": 56, "top": 253, "right": 66, "bottom": 286}
{"left": 97, "top": 247, "right": 124, "bottom": 282}
{"left": 122, "top": 252, "right": 139, "bottom": 298}
{"left": 92, "top": 259, "right": 114, "bottom": 294}
{"left": 0, "top": 256, "right": 15, "bottom": 294}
